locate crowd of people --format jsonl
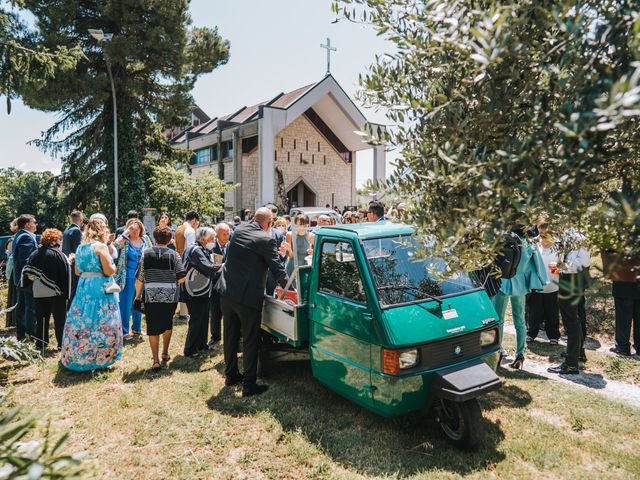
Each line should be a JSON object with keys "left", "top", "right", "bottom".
{"left": 3, "top": 200, "right": 638, "bottom": 396}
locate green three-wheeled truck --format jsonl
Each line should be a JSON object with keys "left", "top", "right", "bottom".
{"left": 260, "top": 219, "right": 502, "bottom": 449}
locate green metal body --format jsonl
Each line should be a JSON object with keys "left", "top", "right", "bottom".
{"left": 267, "top": 222, "right": 501, "bottom": 417}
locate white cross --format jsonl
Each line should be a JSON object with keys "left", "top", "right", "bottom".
{"left": 320, "top": 37, "right": 337, "bottom": 76}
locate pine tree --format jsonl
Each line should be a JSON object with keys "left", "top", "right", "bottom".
{"left": 20, "top": 0, "right": 230, "bottom": 223}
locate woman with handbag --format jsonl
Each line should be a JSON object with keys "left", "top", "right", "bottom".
{"left": 134, "top": 226, "right": 186, "bottom": 370}
{"left": 60, "top": 219, "right": 123, "bottom": 371}
{"left": 114, "top": 218, "right": 152, "bottom": 339}
{"left": 22, "top": 228, "right": 71, "bottom": 351}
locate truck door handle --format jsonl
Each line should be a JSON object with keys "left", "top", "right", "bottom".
{"left": 362, "top": 313, "right": 373, "bottom": 320}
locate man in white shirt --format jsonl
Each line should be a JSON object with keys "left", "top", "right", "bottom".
{"left": 548, "top": 230, "right": 590, "bottom": 375}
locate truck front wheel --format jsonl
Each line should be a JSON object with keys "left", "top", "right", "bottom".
{"left": 436, "top": 398, "right": 481, "bottom": 450}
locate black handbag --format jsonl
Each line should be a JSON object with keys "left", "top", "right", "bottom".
{"left": 133, "top": 297, "right": 144, "bottom": 313}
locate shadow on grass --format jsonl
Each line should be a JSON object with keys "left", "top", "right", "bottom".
{"left": 207, "top": 359, "right": 509, "bottom": 477}
{"left": 52, "top": 362, "right": 116, "bottom": 387}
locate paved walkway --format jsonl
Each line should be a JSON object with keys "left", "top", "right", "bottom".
{"left": 503, "top": 324, "right": 640, "bottom": 409}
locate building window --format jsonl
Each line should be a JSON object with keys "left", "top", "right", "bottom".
{"left": 281, "top": 138, "right": 284, "bottom": 148}
{"left": 212, "top": 144, "right": 219, "bottom": 161}
{"left": 312, "top": 154, "right": 315, "bottom": 164}
{"left": 221, "top": 140, "right": 234, "bottom": 159}
{"left": 191, "top": 147, "right": 211, "bottom": 165}
{"left": 318, "top": 142, "right": 321, "bottom": 152}
{"left": 293, "top": 139, "right": 297, "bottom": 150}
{"left": 275, "top": 150, "right": 277, "bottom": 162}
{"left": 287, "top": 151, "right": 290, "bottom": 162}
{"left": 324, "top": 155, "right": 327, "bottom": 165}
{"left": 300, "top": 152, "right": 303, "bottom": 164}
{"left": 306, "top": 140, "right": 309, "bottom": 151}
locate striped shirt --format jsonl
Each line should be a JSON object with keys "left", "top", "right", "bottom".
{"left": 137, "top": 247, "right": 186, "bottom": 303}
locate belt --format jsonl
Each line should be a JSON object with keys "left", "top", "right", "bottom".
{"left": 80, "top": 272, "right": 103, "bottom": 278}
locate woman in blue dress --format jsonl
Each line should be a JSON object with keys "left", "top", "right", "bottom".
{"left": 114, "top": 218, "right": 152, "bottom": 339}
{"left": 60, "top": 218, "right": 123, "bottom": 371}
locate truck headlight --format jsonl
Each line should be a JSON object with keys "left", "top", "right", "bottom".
{"left": 399, "top": 349, "right": 419, "bottom": 369}
{"left": 480, "top": 328, "right": 498, "bottom": 347}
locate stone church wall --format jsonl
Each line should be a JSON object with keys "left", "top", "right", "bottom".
{"left": 241, "top": 148, "right": 259, "bottom": 212}
{"left": 274, "top": 115, "right": 353, "bottom": 209}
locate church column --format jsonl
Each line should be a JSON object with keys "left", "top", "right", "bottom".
{"left": 373, "top": 145, "right": 386, "bottom": 185}
{"left": 258, "top": 107, "right": 286, "bottom": 206}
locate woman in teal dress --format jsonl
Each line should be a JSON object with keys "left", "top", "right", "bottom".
{"left": 60, "top": 218, "right": 123, "bottom": 371}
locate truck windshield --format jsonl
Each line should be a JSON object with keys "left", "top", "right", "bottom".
{"left": 363, "top": 235, "right": 482, "bottom": 306}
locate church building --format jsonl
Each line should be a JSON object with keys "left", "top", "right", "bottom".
{"left": 169, "top": 74, "right": 386, "bottom": 216}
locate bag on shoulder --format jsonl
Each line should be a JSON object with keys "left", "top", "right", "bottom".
{"left": 5, "top": 252, "right": 13, "bottom": 282}
{"left": 182, "top": 245, "right": 211, "bottom": 298}
{"left": 496, "top": 233, "right": 522, "bottom": 279}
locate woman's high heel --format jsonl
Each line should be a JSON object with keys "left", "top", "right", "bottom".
{"left": 509, "top": 355, "right": 525, "bottom": 370}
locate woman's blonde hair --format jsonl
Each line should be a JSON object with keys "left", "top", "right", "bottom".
{"left": 273, "top": 217, "right": 287, "bottom": 230}
{"left": 126, "top": 218, "right": 146, "bottom": 237}
{"left": 83, "top": 219, "right": 108, "bottom": 244}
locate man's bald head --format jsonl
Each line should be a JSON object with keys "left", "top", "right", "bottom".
{"left": 317, "top": 215, "right": 331, "bottom": 226}
{"left": 254, "top": 207, "right": 273, "bottom": 231}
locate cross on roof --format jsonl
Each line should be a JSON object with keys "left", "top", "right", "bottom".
{"left": 320, "top": 37, "right": 337, "bottom": 76}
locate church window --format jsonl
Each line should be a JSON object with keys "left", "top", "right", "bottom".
{"left": 312, "top": 154, "right": 315, "bottom": 164}
{"left": 324, "top": 155, "right": 327, "bottom": 165}
{"left": 191, "top": 147, "right": 211, "bottom": 165}
{"left": 306, "top": 140, "right": 309, "bottom": 151}
{"left": 318, "top": 142, "right": 320, "bottom": 152}
{"left": 275, "top": 151, "right": 277, "bottom": 161}
{"left": 281, "top": 138, "right": 284, "bottom": 148}
{"left": 299, "top": 152, "right": 303, "bottom": 163}
{"left": 293, "top": 139, "right": 297, "bottom": 149}
{"left": 287, "top": 151, "right": 290, "bottom": 162}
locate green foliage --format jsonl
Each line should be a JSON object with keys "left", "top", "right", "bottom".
{"left": 147, "top": 164, "right": 236, "bottom": 223}
{"left": 0, "top": 2, "right": 83, "bottom": 113}
{"left": 0, "top": 408, "right": 84, "bottom": 479}
{"left": 0, "top": 168, "right": 65, "bottom": 235}
{"left": 334, "top": 0, "right": 640, "bottom": 269}
{"left": 20, "top": 0, "right": 230, "bottom": 220}
{"left": 0, "top": 336, "right": 41, "bottom": 363}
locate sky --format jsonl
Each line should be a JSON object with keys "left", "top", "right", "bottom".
{"left": 0, "top": 0, "right": 395, "bottom": 186}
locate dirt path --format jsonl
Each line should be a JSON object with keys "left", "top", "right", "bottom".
{"left": 503, "top": 324, "right": 640, "bottom": 409}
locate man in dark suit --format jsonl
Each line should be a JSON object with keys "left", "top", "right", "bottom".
{"left": 215, "top": 207, "right": 288, "bottom": 397}
{"left": 12, "top": 214, "right": 39, "bottom": 340}
{"left": 62, "top": 211, "right": 84, "bottom": 304}
{"left": 207, "top": 222, "right": 231, "bottom": 348}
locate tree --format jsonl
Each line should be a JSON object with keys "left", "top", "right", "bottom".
{"left": 147, "top": 165, "right": 235, "bottom": 223}
{"left": 334, "top": 0, "right": 640, "bottom": 269}
{"left": 20, "top": 0, "right": 230, "bottom": 221}
{"left": 0, "top": 168, "right": 65, "bottom": 235}
{"left": 0, "top": 1, "right": 82, "bottom": 113}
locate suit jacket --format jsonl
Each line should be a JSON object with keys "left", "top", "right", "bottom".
{"left": 62, "top": 224, "right": 82, "bottom": 256}
{"left": 215, "top": 222, "right": 288, "bottom": 310}
{"left": 12, "top": 230, "right": 38, "bottom": 287}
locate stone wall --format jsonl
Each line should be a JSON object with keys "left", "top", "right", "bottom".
{"left": 241, "top": 148, "right": 259, "bottom": 212}
{"left": 274, "top": 115, "right": 354, "bottom": 209}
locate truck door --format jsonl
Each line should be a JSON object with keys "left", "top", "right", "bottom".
{"left": 309, "top": 239, "right": 373, "bottom": 409}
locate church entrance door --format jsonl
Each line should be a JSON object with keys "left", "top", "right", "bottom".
{"left": 287, "top": 180, "right": 317, "bottom": 208}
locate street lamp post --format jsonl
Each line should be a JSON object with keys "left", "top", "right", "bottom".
{"left": 88, "top": 29, "right": 118, "bottom": 228}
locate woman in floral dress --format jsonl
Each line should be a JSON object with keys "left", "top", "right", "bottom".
{"left": 60, "top": 218, "right": 123, "bottom": 371}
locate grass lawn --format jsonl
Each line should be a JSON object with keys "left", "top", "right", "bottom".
{"left": 2, "top": 318, "right": 640, "bottom": 480}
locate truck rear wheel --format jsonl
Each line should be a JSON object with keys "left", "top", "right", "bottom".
{"left": 437, "top": 398, "right": 481, "bottom": 450}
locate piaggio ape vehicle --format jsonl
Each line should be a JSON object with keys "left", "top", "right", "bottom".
{"left": 261, "top": 219, "right": 502, "bottom": 449}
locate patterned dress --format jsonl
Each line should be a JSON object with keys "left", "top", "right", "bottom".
{"left": 60, "top": 242, "right": 123, "bottom": 371}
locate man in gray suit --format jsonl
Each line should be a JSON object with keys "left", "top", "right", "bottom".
{"left": 215, "top": 207, "right": 288, "bottom": 397}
